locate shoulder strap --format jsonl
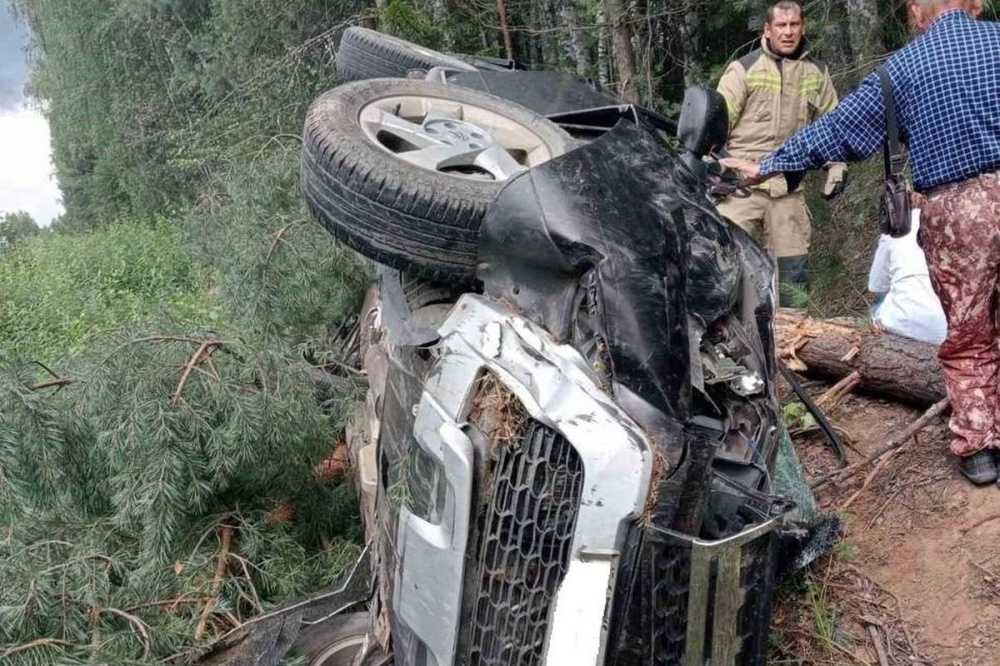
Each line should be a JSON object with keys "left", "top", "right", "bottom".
{"left": 876, "top": 66, "right": 905, "bottom": 177}
{"left": 737, "top": 48, "right": 763, "bottom": 72}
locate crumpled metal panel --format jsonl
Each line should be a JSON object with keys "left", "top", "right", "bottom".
{"left": 476, "top": 121, "right": 700, "bottom": 472}
{"left": 392, "top": 294, "right": 652, "bottom": 666}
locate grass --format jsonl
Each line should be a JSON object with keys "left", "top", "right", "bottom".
{"left": 0, "top": 221, "right": 219, "bottom": 364}
{"left": 804, "top": 161, "right": 884, "bottom": 318}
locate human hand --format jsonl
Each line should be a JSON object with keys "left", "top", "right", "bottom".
{"left": 823, "top": 164, "right": 848, "bottom": 200}
{"left": 718, "top": 157, "right": 763, "bottom": 185}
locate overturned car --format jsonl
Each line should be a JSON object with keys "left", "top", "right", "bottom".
{"left": 295, "top": 27, "right": 837, "bottom": 666}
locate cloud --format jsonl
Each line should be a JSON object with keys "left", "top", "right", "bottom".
{"left": 0, "top": 3, "right": 30, "bottom": 111}
{"left": 0, "top": 6, "right": 60, "bottom": 226}
{"left": 0, "top": 107, "right": 64, "bottom": 226}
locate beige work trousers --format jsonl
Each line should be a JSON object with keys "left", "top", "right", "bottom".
{"left": 714, "top": 190, "right": 811, "bottom": 259}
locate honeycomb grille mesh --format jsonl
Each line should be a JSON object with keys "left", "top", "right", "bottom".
{"left": 465, "top": 421, "right": 584, "bottom": 666}
{"left": 651, "top": 546, "right": 691, "bottom": 663}
{"left": 735, "top": 536, "right": 774, "bottom": 665}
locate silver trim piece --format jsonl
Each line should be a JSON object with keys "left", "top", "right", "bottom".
{"left": 392, "top": 294, "right": 654, "bottom": 666}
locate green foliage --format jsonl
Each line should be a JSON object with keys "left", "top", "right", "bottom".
{"left": 179, "top": 143, "right": 370, "bottom": 342}
{"left": 379, "top": 0, "right": 442, "bottom": 47}
{"left": 0, "top": 219, "right": 364, "bottom": 661}
{"left": 805, "top": 163, "right": 883, "bottom": 318}
{"left": 0, "top": 136, "right": 370, "bottom": 654}
{"left": 1, "top": 2, "right": 372, "bottom": 656}
{"left": 0, "top": 210, "right": 41, "bottom": 246}
{"left": 0, "top": 513, "right": 360, "bottom": 664}
{"left": 0, "top": 220, "right": 214, "bottom": 361}
{"left": 781, "top": 401, "right": 816, "bottom": 431}
{"left": 12, "top": 0, "right": 359, "bottom": 228}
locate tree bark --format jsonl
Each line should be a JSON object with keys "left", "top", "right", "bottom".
{"left": 682, "top": 5, "right": 701, "bottom": 87}
{"left": 776, "top": 311, "right": 945, "bottom": 406}
{"left": 845, "top": 0, "right": 883, "bottom": 69}
{"left": 824, "top": 0, "right": 856, "bottom": 80}
{"left": 606, "top": 0, "right": 638, "bottom": 103}
{"left": 361, "top": 0, "right": 381, "bottom": 29}
{"left": 558, "top": 1, "right": 589, "bottom": 77}
{"left": 432, "top": 0, "right": 452, "bottom": 51}
{"left": 597, "top": 7, "right": 610, "bottom": 86}
{"left": 496, "top": 0, "right": 515, "bottom": 62}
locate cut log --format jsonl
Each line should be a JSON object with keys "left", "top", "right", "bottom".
{"left": 775, "top": 310, "right": 945, "bottom": 406}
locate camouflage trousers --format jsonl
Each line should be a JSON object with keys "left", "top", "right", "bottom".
{"left": 921, "top": 170, "right": 1000, "bottom": 457}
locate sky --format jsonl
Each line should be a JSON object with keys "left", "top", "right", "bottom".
{"left": 0, "top": 4, "right": 63, "bottom": 226}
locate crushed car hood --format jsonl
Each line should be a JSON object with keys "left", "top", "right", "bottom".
{"left": 477, "top": 120, "right": 775, "bottom": 467}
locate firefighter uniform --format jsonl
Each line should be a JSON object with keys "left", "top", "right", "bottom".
{"left": 716, "top": 38, "right": 847, "bottom": 306}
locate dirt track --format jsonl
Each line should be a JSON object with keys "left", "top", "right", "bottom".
{"left": 771, "top": 390, "right": 1000, "bottom": 665}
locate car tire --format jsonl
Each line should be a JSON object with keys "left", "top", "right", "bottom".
{"left": 292, "top": 612, "right": 387, "bottom": 666}
{"left": 336, "top": 27, "right": 476, "bottom": 81}
{"left": 301, "top": 78, "right": 573, "bottom": 283}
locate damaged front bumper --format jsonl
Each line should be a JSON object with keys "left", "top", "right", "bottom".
{"left": 393, "top": 294, "right": 652, "bottom": 666}
{"left": 383, "top": 293, "right": 800, "bottom": 666}
{"left": 368, "top": 121, "right": 837, "bottom": 666}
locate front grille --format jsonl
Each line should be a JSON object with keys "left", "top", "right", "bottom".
{"left": 734, "top": 535, "right": 776, "bottom": 665}
{"left": 464, "top": 421, "right": 584, "bottom": 666}
{"left": 652, "top": 545, "right": 691, "bottom": 663}
{"left": 607, "top": 521, "right": 781, "bottom": 666}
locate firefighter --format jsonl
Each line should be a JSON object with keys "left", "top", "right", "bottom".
{"left": 715, "top": 0, "right": 847, "bottom": 307}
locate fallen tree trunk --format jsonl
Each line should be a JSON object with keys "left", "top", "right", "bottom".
{"left": 776, "top": 310, "right": 946, "bottom": 406}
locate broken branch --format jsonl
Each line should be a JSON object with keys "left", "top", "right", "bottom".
{"left": 813, "top": 398, "right": 950, "bottom": 491}
{"left": 1, "top": 638, "right": 73, "bottom": 659}
{"left": 960, "top": 513, "right": 1000, "bottom": 535}
{"left": 194, "top": 522, "right": 233, "bottom": 641}
{"left": 27, "top": 377, "right": 75, "bottom": 391}
{"left": 130, "top": 335, "right": 216, "bottom": 346}
{"left": 101, "top": 607, "right": 152, "bottom": 660}
{"left": 865, "top": 623, "right": 890, "bottom": 666}
{"left": 815, "top": 370, "right": 861, "bottom": 409}
{"left": 172, "top": 339, "right": 222, "bottom": 406}
{"left": 264, "top": 219, "right": 305, "bottom": 265}
{"left": 30, "top": 360, "right": 61, "bottom": 379}
{"left": 776, "top": 311, "right": 945, "bottom": 406}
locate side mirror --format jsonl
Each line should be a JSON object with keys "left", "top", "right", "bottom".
{"left": 677, "top": 86, "right": 729, "bottom": 156}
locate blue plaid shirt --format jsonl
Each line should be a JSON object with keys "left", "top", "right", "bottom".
{"left": 760, "top": 10, "right": 1000, "bottom": 191}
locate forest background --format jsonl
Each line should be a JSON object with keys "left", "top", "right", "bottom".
{"left": 1, "top": 0, "right": 997, "bottom": 663}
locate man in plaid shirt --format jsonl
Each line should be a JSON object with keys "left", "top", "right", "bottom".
{"left": 723, "top": 0, "right": 1000, "bottom": 485}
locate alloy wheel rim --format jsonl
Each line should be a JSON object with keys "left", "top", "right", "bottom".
{"left": 358, "top": 95, "right": 552, "bottom": 182}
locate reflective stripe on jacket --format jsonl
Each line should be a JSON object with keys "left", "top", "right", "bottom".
{"left": 717, "top": 38, "right": 843, "bottom": 195}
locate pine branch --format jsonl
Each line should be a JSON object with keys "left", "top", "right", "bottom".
{"left": 194, "top": 522, "right": 233, "bottom": 641}
{"left": 131, "top": 335, "right": 217, "bottom": 345}
{"left": 101, "top": 607, "right": 152, "bottom": 660}
{"left": 27, "top": 376, "right": 75, "bottom": 391}
{"left": 264, "top": 221, "right": 298, "bottom": 265}
{"left": 38, "top": 553, "right": 114, "bottom": 576}
{"left": 1, "top": 638, "right": 74, "bottom": 659}
{"left": 171, "top": 338, "right": 222, "bottom": 406}
{"left": 90, "top": 604, "right": 101, "bottom": 657}
{"left": 124, "top": 595, "right": 199, "bottom": 613}
{"left": 30, "top": 361, "right": 62, "bottom": 379}
{"left": 229, "top": 553, "right": 263, "bottom": 613}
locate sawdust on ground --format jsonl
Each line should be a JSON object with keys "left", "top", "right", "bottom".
{"left": 771, "top": 388, "right": 1000, "bottom": 666}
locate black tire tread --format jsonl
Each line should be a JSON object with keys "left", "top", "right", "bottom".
{"left": 336, "top": 27, "right": 475, "bottom": 81}
{"left": 301, "top": 79, "right": 572, "bottom": 282}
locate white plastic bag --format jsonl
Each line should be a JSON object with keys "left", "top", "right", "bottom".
{"left": 868, "top": 210, "right": 947, "bottom": 345}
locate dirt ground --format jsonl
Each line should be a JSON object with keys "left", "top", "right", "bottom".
{"left": 769, "top": 385, "right": 1000, "bottom": 666}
